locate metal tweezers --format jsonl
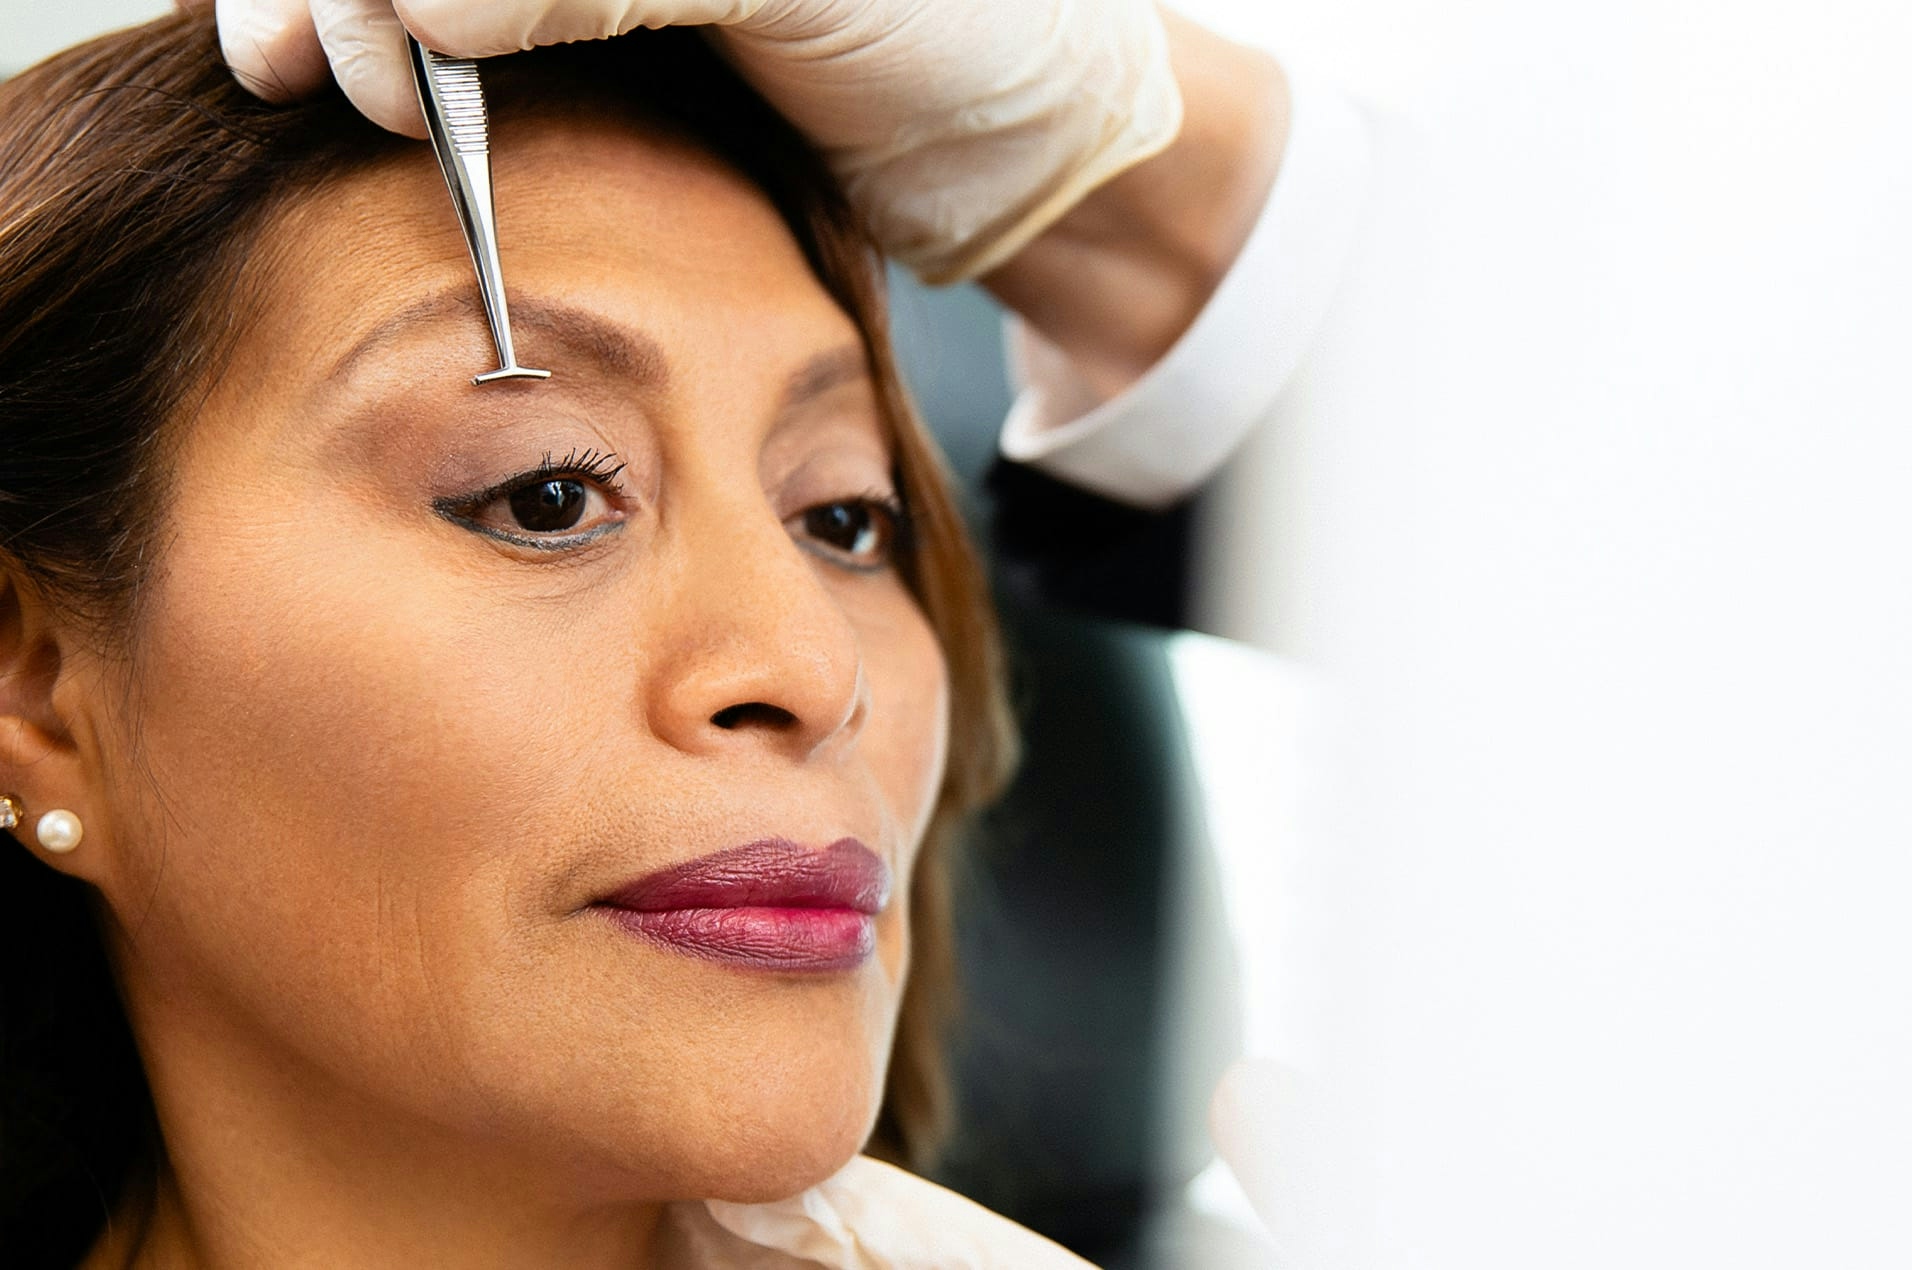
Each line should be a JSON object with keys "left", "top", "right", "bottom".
{"left": 408, "top": 36, "right": 551, "bottom": 385}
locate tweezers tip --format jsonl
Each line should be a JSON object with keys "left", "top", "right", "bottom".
{"left": 472, "top": 366, "right": 554, "bottom": 385}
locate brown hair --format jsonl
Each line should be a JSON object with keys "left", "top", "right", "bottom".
{"left": 0, "top": 14, "right": 1014, "bottom": 1264}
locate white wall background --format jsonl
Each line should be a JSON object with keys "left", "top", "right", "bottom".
{"left": 1175, "top": 3, "right": 1912, "bottom": 1269}
{"left": 2, "top": 0, "right": 170, "bottom": 72}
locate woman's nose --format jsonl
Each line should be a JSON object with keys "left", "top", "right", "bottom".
{"left": 643, "top": 505, "right": 869, "bottom": 764}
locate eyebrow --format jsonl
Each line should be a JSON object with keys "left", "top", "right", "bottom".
{"left": 326, "top": 290, "right": 873, "bottom": 418}
{"left": 326, "top": 290, "right": 668, "bottom": 385}
{"left": 326, "top": 284, "right": 875, "bottom": 443}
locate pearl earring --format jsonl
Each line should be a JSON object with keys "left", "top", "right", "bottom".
{"left": 36, "top": 809, "right": 83, "bottom": 854}
{"left": 1, "top": 795, "right": 84, "bottom": 855}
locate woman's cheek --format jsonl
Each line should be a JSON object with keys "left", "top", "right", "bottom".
{"left": 104, "top": 513, "right": 551, "bottom": 1010}
{"left": 860, "top": 587, "right": 951, "bottom": 870}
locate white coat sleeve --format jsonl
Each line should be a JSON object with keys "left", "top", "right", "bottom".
{"left": 996, "top": 70, "right": 1373, "bottom": 510}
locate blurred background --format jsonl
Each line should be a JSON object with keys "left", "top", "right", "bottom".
{"left": 11, "top": 2, "right": 1912, "bottom": 1267}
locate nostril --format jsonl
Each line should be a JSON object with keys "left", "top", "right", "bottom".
{"left": 710, "top": 702, "right": 799, "bottom": 731}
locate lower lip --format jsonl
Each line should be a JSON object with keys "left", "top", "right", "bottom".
{"left": 598, "top": 905, "right": 876, "bottom": 972}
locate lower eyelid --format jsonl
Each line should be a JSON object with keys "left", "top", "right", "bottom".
{"left": 794, "top": 541, "right": 887, "bottom": 575}
{"left": 446, "top": 512, "right": 627, "bottom": 554}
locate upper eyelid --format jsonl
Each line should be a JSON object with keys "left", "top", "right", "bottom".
{"left": 785, "top": 491, "right": 907, "bottom": 523}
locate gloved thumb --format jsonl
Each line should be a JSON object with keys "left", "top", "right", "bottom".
{"left": 215, "top": 0, "right": 329, "bottom": 103}
{"left": 311, "top": 0, "right": 427, "bottom": 137}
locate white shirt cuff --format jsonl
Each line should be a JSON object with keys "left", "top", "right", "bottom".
{"left": 997, "top": 70, "right": 1373, "bottom": 510}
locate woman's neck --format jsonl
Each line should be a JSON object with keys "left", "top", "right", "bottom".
{"left": 84, "top": 1135, "right": 672, "bottom": 1270}
{"left": 87, "top": 1172, "right": 670, "bottom": 1270}
{"left": 85, "top": 1008, "right": 673, "bottom": 1270}
{"left": 82, "top": 1135, "right": 673, "bottom": 1270}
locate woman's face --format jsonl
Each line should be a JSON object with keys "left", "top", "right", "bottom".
{"left": 79, "top": 113, "right": 949, "bottom": 1203}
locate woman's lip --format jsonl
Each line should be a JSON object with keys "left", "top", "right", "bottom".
{"left": 593, "top": 838, "right": 890, "bottom": 972}
{"left": 595, "top": 837, "right": 891, "bottom": 914}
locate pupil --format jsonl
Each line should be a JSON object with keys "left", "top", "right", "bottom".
{"left": 509, "top": 479, "right": 585, "bottom": 532}
{"left": 809, "top": 504, "right": 872, "bottom": 553}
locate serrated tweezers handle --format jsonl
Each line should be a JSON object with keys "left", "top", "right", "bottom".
{"left": 409, "top": 36, "right": 550, "bottom": 385}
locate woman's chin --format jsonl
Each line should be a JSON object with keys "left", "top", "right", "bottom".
{"left": 650, "top": 1114, "right": 874, "bottom": 1207}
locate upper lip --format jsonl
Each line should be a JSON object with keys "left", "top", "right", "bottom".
{"left": 595, "top": 837, "right": 891, "bottom": 915}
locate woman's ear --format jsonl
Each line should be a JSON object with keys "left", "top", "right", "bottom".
{"left": 0, "top": 568, "right": 111, "bottom": 883}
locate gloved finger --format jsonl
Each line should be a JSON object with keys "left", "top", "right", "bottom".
{"left": 392, "top": 0, "right": 764, "bottom": 60}
{"left": 216, "top": 0, "right": 329, "bottom": 103}
{"left": 312, "top": 0, "right": 427, "bottom": 137}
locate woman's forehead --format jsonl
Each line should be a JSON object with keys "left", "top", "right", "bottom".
{"left": 221, "top": 114, "right": 871, "bottom": 435}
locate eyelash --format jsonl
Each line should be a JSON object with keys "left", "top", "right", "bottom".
{"left": 481, "top": 448, "right": 628, "bottom": 502}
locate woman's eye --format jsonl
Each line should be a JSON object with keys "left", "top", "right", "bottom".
{"left": 437, "top": 450, "right": 628, "bottom": 547}
{"left": 792, "top": 498, "right": 903, "bottom": 569}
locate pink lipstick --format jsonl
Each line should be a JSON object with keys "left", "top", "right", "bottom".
{"left": 594, "top": 838, "right": 890, "bottom": 972}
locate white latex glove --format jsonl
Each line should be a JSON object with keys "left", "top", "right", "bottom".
{"left": 211, "top": 0, "right": 1183, "bottom": 282}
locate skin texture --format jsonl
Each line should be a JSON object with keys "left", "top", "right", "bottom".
{"left": 10, "top": 110, "right": 948, "bottom": 1269}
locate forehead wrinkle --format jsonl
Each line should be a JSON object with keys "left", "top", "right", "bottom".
{"left": 325, "top": 289, "right": 671, "bottom": 386}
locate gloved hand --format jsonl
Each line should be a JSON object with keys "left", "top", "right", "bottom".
{"left": 211, "top": 0, "right": 1183, "bottom": 283}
